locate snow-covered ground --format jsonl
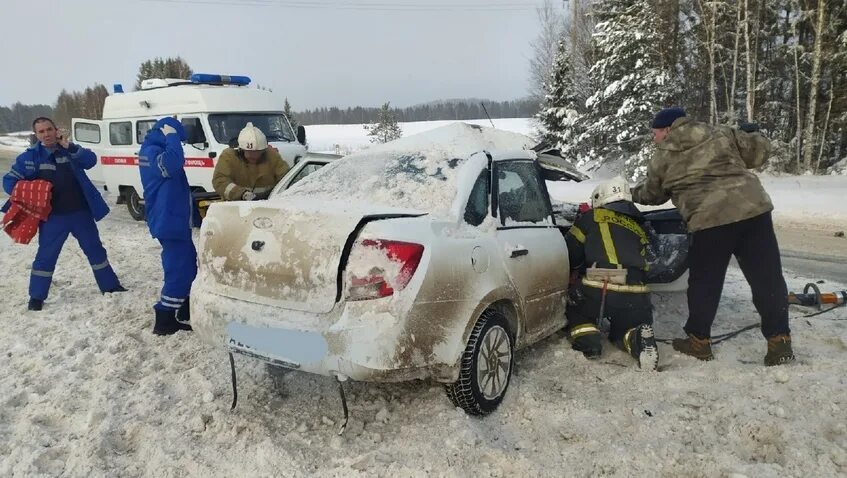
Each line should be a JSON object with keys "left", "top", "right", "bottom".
{"left": 1, "top": 120, "right": 846, "bottom": 476}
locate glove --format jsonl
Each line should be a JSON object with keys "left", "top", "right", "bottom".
{"left": 154, "top": 117, "right": 187, "bottom": 141}
{"left": 242, "top": 190, "right": 257, "bottom": 201}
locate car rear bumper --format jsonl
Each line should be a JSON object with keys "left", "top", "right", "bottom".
{"left": 191, "top": 291, "right": 455, "bottom": 382}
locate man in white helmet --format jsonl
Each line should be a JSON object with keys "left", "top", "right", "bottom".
{"left": 563, "top": 176, "right": 659, "bottom": 371}
{"left": 212, "top": 122, "right": 290, "bottom": 201}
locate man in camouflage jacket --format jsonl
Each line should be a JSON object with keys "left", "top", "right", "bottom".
{"left": 632, "top": 107, "right": 794, "bottom": 366}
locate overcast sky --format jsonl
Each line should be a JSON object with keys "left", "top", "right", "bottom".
{"left": 0, "top": 0, "right": 559, "bottom": 109}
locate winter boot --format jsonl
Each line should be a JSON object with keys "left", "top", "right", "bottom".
{"left": 569, "top": 324, "right": 602, "bottom": 359}
{"left": 153, "top": 308, "right": 193, "bottom": 336}
{"left": 177, "top": 296, "right": 190, "bottom": 323}
{"left": 672, "top": 332, "right": 714, "bottom": 361}
{"left": 103, "top": 285, "right": 128, "bottom": 294}
{"left": 28, "top": 298, "right": 43, "bottom": 311}
{"left": 764, "top": 335, "right": 795, "bottom": 366}
{"left": 623, "top": 324, "right": 659, "bottom": 371}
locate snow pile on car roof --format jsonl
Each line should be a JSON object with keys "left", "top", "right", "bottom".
{"left": 354, "top": 122, "right": 535, "bottom": 158}
{"left": 282, "top": 123, "right": 536, "bottom": 217}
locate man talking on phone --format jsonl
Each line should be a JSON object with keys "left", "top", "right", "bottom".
{"left": 2, "top": 117, "right": 127, "bottom": 311}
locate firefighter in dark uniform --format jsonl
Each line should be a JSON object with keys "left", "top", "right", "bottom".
{"left": 564, "top": 177, "right": 659, "bottom": 371}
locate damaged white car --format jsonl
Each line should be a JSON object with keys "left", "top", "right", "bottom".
{"left": 192, "top": 123, "right": 687, "bottom": 419}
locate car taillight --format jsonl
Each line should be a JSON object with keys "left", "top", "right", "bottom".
{"left": 347, "top": 239, "right": 424, "bottom": 301}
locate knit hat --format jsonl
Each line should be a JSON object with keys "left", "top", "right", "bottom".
{"left": 651, "top": 107, "right": 686, "bottom": 129}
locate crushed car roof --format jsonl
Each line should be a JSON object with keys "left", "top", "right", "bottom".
{"left": 346, "top": 122, "right": 587, "bottom": 182}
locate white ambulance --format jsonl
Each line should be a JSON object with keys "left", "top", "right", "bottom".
{"left": 71, "top": 74, "right": 309, "bottom": 221}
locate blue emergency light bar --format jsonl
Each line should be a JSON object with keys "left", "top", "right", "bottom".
{"left": 189, "top": 73, "right": 251, "bottom": 86}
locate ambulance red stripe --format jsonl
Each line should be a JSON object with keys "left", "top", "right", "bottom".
{"left": 101, "top": 156, "right": 214, "bottom": 168}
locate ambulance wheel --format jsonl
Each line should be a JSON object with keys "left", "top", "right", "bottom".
{"left": 444, "top": 309, "right": 514, "bottom": 416}
{"left": 125, "top": 187, "right": 146, "bottom": 221}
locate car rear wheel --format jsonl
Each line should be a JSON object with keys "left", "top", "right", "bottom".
{"left": 125, "top": 187, "right": 145, "bottom": 221}
{"left": 445, "top": 309, "right": 514, "bottom": 416}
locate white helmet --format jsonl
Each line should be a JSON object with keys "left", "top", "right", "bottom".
{"left": 237, "top": 122, "right": 268, "bottom": 151}
{"left": 591, "top": 176, "right": 632, "bottom": 208}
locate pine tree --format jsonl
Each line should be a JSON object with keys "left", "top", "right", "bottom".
{"left": 134, "top": 57, "right": 193, "bottom": 90}
{"left": 537, "top": 39, "right": 584, "bottom": 161}
{"left": 582, "top": 0, "right": 673, "bottom": 178}
{"left": 364, "top": 102, "right": 403, "bottom": 143}
{"left": 283, "top": 97, "right": 299, "bottom": 131}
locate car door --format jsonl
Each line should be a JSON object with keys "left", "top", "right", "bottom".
{"left": 492, "top": 159, "right": 569, "bottom": 337}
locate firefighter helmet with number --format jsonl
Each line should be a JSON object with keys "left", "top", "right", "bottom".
{"left": 237, "top": 122, "right": 268, "bottom": 151}
{"left": 591, "top": 176, "right": 632, "bottom": 208}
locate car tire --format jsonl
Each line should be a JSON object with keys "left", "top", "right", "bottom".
{"left": 125, "top": 187, "right": 146, "bottom": 221}
{"left": 445, "top": 309, "right": 514, "bottom": 416}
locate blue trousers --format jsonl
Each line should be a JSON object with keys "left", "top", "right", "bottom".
{"left": 30, "top": 210, "right": 121, "bottom": 300}
{"left": 156, "top": 238, "right": 197, "bottom": 312}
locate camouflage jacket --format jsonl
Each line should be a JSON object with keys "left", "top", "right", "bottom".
{"left": 631, "top": 117, "right": 773, "bottom": 232}
{"left": 212, "top": 147, "right": 290, "bottom": 200}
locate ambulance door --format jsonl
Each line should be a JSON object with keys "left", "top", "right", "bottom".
{"left": 179, "top": 115, "right": 216, "bottom": 193}
{"left": 71, "top": 119, "right": 105, "bottom": 184}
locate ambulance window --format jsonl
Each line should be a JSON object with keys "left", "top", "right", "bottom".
{"left": 109, "top": 122, "right": 132, "bottom": 146}
{"left": 136, "top": 120, "right": 156, "bottom": 143}
{"left": 74, "top": 122, "right": 100, "bottom": 144}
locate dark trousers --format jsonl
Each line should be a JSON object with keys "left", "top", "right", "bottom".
{"left": 686, "top": 212, "right": 790, "bottom": 339}
{"left": 30, "top": 210, "right": 121, "bottom": 300}
{"left": 155, "top": 238, "right": 197, "bottom": 312}
{"left": 568, "top": 285, "right": 653, "bottom": 343}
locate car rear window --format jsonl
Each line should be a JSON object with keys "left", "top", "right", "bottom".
{"left": 284, "top": 151, "right": 467, "bottom": 216}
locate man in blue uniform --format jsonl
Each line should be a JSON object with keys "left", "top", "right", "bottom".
{"left": 2, "top": 117, "right": 126, "bottom": 310}
{"left": 138, "top": 117, "right": 195, "bottom": 335}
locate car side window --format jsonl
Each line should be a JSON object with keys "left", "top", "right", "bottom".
{"left": 496, "top": 161, "right": 550, "bottom": 226}
{"left": 464, "top": 169, "right": 489, "bottom": 226}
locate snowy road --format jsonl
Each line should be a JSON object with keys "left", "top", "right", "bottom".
{"left": 780, "top": 250, "right": 847, "bottom": 284}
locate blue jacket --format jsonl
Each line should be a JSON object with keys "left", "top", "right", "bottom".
{"left": 2, "top": 142, "right": 109, "bottom": 221}
{"left": 138, "top": 128, "right": 192, "bottom": 240}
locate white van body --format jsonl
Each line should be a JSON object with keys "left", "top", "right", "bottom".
{"left": 71, "top": 76, "right": 309, "bottom": 220}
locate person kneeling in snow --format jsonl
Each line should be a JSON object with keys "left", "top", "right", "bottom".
{"left": 212, "top": 122, "right": 290, "bottom": 201}
{"left": 138, "top": 117, "right": 195, "bottom": 336}
{"left": 2, "top": 117, "right": 126, "bottom": 311}
{"left": 564, "top": 177, "right": 659, "bottom": 371}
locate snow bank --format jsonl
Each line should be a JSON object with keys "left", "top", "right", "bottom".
{"left": 548, "top": 174, "right": 847, "bottom": 226}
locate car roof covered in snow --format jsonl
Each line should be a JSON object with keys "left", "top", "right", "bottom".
{"left": 345, "top": 122, "right": 536, "bottom": 161}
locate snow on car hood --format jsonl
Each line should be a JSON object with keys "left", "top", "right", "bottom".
{"left": 277, "top": 123, "right": 537, "bottom": 219}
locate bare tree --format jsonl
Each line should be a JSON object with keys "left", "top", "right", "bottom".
{"left": 528, "top": 0, "right": 565, "bottom": 105}
{"left": 792, "top": 5, "right": 803, "bottom": 172}
{"left": 743, "top": 0, "right": 755, "bottom": 121}
{"left": 816, "top": 79, "right": 834, "bottom": 173}
{"left": 729, "top": 0, "right": 742, "bottom": 120}
{"left": 696, "top": 0, "right": 719, "bottom": 124}
{"left": 802, "top": 0, "right": 826, "bottom": 172}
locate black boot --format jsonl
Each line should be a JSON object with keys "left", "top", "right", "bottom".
{"left": 177, "top": 296, "right": 190, "bottom": 323}
{"left": 28, "top": 298, "right": 44, "bottom": 311}
{"left": 623, "top": 324, "right": 659, "bottom": 371}
{"left": 153, "top": 308, "right": 192, "bottom": 336}
{"left": 103, "top": 285, "right": 128, "bottom": 294}
{"left": 569, "top": 324, "right": 603, "bottom": 359}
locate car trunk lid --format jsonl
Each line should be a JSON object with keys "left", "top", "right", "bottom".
{"left": 198, "top": 199, "right": 424, "bottom": 314}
